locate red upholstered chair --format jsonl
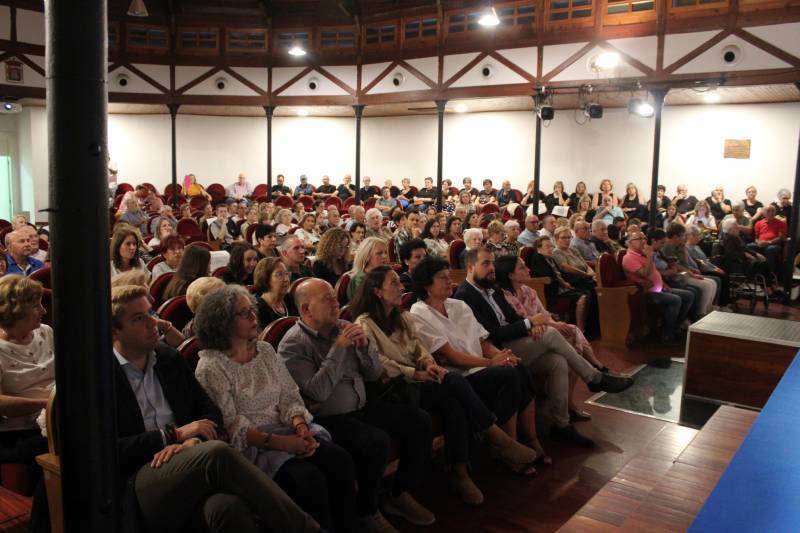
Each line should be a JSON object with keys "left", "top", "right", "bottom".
{"left": 325, "top": 196, "right": 342, "bottom": 210}
{"left": 164, "top": 183, "right": 182, "bottom": 198}
{"left": 408, "top": 186, "right": 418, "bottom": 197}
{"left": 146, "top": 256, "right": 165, "bottom": 272}
{"left": 211, "top": 266, "right": 229, "bottom": 279}
{"left": 178, "top": 337, "right": 200, "bottom": 371}
{"left": 449, "top": 187, "right": 459, "bottom": 198}
{"left": 389, "top": 186, "right": 400, "bottom": 198}
{"left": 297, "top": 195, "right": 314, "bottom": 210}
{"left": 245, "top": 224, "right": 257, "bottom": 244}
{"left": 595, "top": 252, "right": 645, "bottom": 347}
{"left": 259, "top": 316, "right": 299, "bottom": 351}
{"left": 511, "top": 189, "right": 523, "bottom": 203}
{"left": 158, "top": 296, "right": 193, "bottom": 332}
{"left": 0, "top": 219, "right": 10, "bottom": 230}
{"left": 335, "top": 274, "right": 351, "bottom": 306}
{"left": 30, "top": 266, "right": 52, "bottom": 289}
{"left": 207, "top": 183, "right": 226, "bottom": 204}
{"left": 363, "top": 197, "right": 377, "bottom": 210}
{"left": 449, "top": 239, "right": 465, "bottom": 268}
{"left": 149, "top": 272, "right": 174, "bottom": 306}
{"left": 189, "top": 196, "right": 207, "bottom": 210}
{"left": 342, "top": 197, "right": 355, "bottom": 210}
{"left": 480, "top": 203, "right": 499, "bottom": 216}
{"left": 388, "top": 239, "right": 397, "bottom": 263}
{"left": 274, "top": 195, "right": 294, "bottom": 209}
{"left": 41, "top": 288, "right": 53, "bottom": 328}
{"left": 187, "top": 240, "right": 212, "bottom": 251}
{"left": 401, "top": 292, "right": 416, "bottom": 311}
{"left": 252, "top": 184, "right": 268, "bottom": 198}
{"left": 142, "top": 182, "right": 157, "bottom": 194}
{"left": 115, "top": 183, "right": 134, "bottom": 196}
{"left": 520, "top": 246, "right": 535, "bottom": 266}
{"left": 177, "top": 218, "right": 202, "bottom": 239}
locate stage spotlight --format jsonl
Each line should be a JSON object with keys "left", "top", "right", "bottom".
{"left": 288, "top": 44, "right": 307, "bottom": 57}
{"left": 627, "top": 98, "right": 654, "bottom": 118}
{"left": 584, "top": 102, "right": 603, "bottom": 119}
{"left": 1, "top": 101, "right": 21, "bottom": 114}
{"left": 478, "top": 7, "right": 500, "bottom": 27}
{"left": 591, "top": 52, "right": 619, "bottom": 71}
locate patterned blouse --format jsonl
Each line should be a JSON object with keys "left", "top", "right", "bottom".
{"left": 195, "top": 341, "right": 311, "bottom": 452}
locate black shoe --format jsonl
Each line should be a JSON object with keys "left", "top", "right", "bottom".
{"left": 587, "top": 373, "right": 634, "bottom": 394}
{"left": 552, "top": 424, "right": 594, "bottom": 448}
{"left": 649, "top": 357, "right": 672, "bottom": 369}
{"left": 569, "top": 408, "right": 592, "bottom": 422}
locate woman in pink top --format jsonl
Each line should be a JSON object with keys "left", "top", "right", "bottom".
{"left": 495, "top": 255, "right": 608, "bottom": 422}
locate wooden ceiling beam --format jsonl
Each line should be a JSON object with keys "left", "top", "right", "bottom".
{"left": 360, "top": 60, "right": 399, "bottom": 95}
{"left": 663, "top": 29, "right": 731, "bottom": 74}
{"left": 442, "top": 51, "right": 488, "bottom": 88}
{"left": 176, "top": 65, "right": 224, "bottom": 93}
{"left": 732, "top": 28, "right": 800, "bottom": 68}
{"left": 221, "top": 65, "right": 269, "bottom": 95}
{"left": 272, "top": 66, "right": 314, "bottom": 95}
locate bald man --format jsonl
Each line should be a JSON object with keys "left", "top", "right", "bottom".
{"left": 4, "top": 230, "right": 44, "bottom": 276}
{"left": 279, "top": 279, "right": 435, "bottom": 531}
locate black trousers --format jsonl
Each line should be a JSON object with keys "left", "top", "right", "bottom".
{"left": 467, "top": 366, "right": 533, "bottom": 425}
{"left": 703, "top": 270, "right": 730, "bottom": 305}
{"left": 0, "top": 429, "right": 49, "bottom": 533}
{"left": 316, "top": 402, "right": 432, "bottom": 516}
{"left": 274, "top": 439, "right": 356, "bottom": 533}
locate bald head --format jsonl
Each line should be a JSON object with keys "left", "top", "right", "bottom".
{"left": 5, "top": 230, "right": 32, "bottom": 260}
{"left": 295, "top": 278, "right": 339, "bottom": 332}
{"left": 627, "top": 230, "right": 645, "bottom": 251}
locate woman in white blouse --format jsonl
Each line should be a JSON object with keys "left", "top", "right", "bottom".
{"left": 408, "top": 256, "right": 551, "bottom": 465}
{"left": 293, "top": 214, "right": 321, "bottom": 251}
{"left": 110, "top": 226, "right": 148, "bottom": 278}
{"left": 420, "top": 218, "right": 449, "bottom": 260}
{"left": 193, "top": 285, "right": 355, "bottom": 532}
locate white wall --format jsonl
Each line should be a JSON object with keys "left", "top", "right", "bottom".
{"left": 17, "top": 101, "right": 798, "bottom": 217}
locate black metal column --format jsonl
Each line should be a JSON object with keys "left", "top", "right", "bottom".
{"left": 783, "top": 128, "right": 800, "bottom": 298}
{"left": 168, "top": 103, "right": 180, "bottom": 208}
{"left": 265, "top": 105, "right": 275, "bottom": 202}
{"left": 648, "top": 89, "right": 667, "bottom": 229}
{"left": 435, "top": 100, "right": 447, "bottom": 208}
{"left": 354, "top": 104, "right": 365, "bottom": 205}
{"left": 47, "top": 0, "right": 119, "bottom": 531}
{"left": 532, "top": 95, "right": 543, "bottom": 217}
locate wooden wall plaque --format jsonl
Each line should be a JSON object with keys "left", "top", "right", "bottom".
{"left": 724, "top": 139, "right": 751, "bottom": 159}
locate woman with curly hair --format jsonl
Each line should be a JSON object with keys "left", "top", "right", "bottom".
{"left": 312, "top": 228, "right": 351, "bottom": 287}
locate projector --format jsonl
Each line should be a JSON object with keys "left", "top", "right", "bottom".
{"left": 584, "top": 102, "right": 603, "bottom": 119}
{"left": 1, "top": 101, "right": 22, "bottom": 114}
{"left": 537, "top": 105, "right": 555, "bottom": 120}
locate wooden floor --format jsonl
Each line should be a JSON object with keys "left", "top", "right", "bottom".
{"left": 394, "top": 300, "right": 799, "bottom": 533}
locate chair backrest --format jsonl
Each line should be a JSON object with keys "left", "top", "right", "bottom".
{"left": 164, "top": 183, "right": 182, "bottom": 197}
{"left": 211, "top": 266, "right": 229, "bottom": 278}
{"left": 149, "top": 272, "right": 174, "bottom": 306}
{"left": 259, "top": 316, "right": 299, "bottom": 350}
{"left": 480, "top": 203, "right": 499, "bottom": 215}
{"left": 363, "top": 197, "right": 377, "bottom": 210}
{"left": 115, "top": 183, "right": 134, "bottom": 196}
{"left": 245, "top": 224, "right": 258, "bottom": 244}
{"left": 142, "top": 182, "right": 157, "bottom": 194}
{"left": 335, "top": 273, "right": 351, "bottom": 306}
{"left": 388, "top": 239, "right": 397, "bottom": 263}
{"left": 520, "top": 246, "right": 535, "bottom": 266}
{"left": 598, "top": 252, "right": 624, "bottom": 288}
{"left": 511, "top": 189, "right": 523, "bottom": 203}
{"left": 450, "top": 269, "right": 467, "bottom": 285}
{"left": 177, "top": 218, "right": 202, "bottom": 238}
{"left": 252, "top": 184, "right": 268, "bottom": 198}
{"left": 449, "top": 186, "right": 459, "bottom": 197}
{"left": 186, "top": 240, "right": 212, "bottom": 251}
{"left": 30, "top": 266, "right": 52, "bottom": 289}
{"left": 325, "top": 196, "right": 342, "bottom": 210}
{"left": 157, "top": 295, "right": 193, "bottom": 332}
{"left": 408, "top": 186, "right": 419, "bottom": 196}
{"left": 449, "top": 239, "right": 465, "bottom": 268}
{"left": 189, "top": 196, "right": 207, "bottom": 210}
{"left": 390, "top": 186, "right": 400, "bottom": 197}
{"left": 147, "top": 256, "right": 165, "bottom": 272}
{"left": 342, "top": 197, "right": 355, "bottom": 210}
{"left": 207, "top": 184, "right": 226, "bottom": 204}
{"left": 178, "top": 337, "right": 201, "bottom": 371}
{"left": 297, "top": 195, "right": 314, "bottom": 210}
{"left": 274, "top": 195, "right": 294, "bottom": 209}
{"left": 0, "top": 219, "right": 10, "bottom": 230}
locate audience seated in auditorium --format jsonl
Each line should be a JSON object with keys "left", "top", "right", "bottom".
{"left": 620, "top": 183, "right": 647, "bottom": 221}
{"left": 485, "top": 220, "right": 516, "bottom": 258}
{"left": 459, "top": 228, "right": 483, "bottom": 269}
{"left": 684, "top": 201, "right": 717, "bottom": 233}
{"left": 182, "top": 276, "right": 225, "bottom": 337}
{"left": 773, "top": 188, "right": 792, "bottom": 225}
{"left": 110, "top": 227, "right": 148, "bottom": 278}
{"left": 149, "top": 205, "right": 178, "bottom": 235}
{"left": 538, "top": 215, "right": 556, "bottom": 239}
{"left": 706, "top": 186, "right": 732, "bottom": 222}
{"left": 420, "top": 218, "right": 449, "bottom": 260}
{"left": 517, "top": 215, "right": 540, "bottom": 248}
{"left": 222, "top": 242, "right": 258, "bottom": 286}
{"left": 311, "top": 228, "right": 351, "bottom": 288}
{"left": 337, "top": 174, "right": 356, "bottom": 201}
{"left": 193, "top": 285, "right": 355, "bottom": 531}
{"left": 148, "top": 218, "right": 176, "bottom": 248}
{"left": 359, "top": 176, "right": 379, "bottom": 201}
{"left": 552, "top": 227, "right": 597, "bottom": 290}
{"left": 591, "top": 179, "right": 617, "bottom": 209}
{"left": 294, "top": 175, "right": 314, "bottom": 199}
{"left": 274, "top": 209, "right": 294, "bottom": 236}
{"left": 719, "top": 218, "right": 782, "bottom": 294}
{"left": 271, "top": 174, "right": 292, "bottom": 197}
{"left": 254, "top": 224, "right": 279, "bottom": 260}
{"left": 16, "top": 225, "right": 46, "bottom": 264}
{"left": 120, "top": 197, "right": 149, "bottom": 234}
{"left": 253, "top": 257, "right": 297, "bottom": 329}
{"left": 292, "top": 202, "right": 307, "bottom": 224}
{"left": 364, "top": 208, "right": 392, "bottom": 242}
{"left": 185, "top": 173, "right": 212, "bottom": 201}
{"left": 444, "top": 216, "right": 463, "bottom": 244}
{"left": 454, "top": 248, "right": 632, "bottom": 448}
{"left": 279, "top": 278, "right": 434, "bottom": 532}
{"left": 650, "top": 228, "right": 705, "bottom": 320}
{"left": 226, "top": 173, "right": 253, "bottom": 204}
{"left": 275, "top": 236, "right": 310, "bottom": 283}
{"left": 4, "top": 230, "right": 44, "bottom": 277}
{"left": 151, "top": 235, "right": 186, "bottom": 281}
{"left": 352, "top": 265, "right": 539, "bottom": 504}
{"left": 544, "top": 181, "right": 569, "bottom": 214}
{"left": 495, "top": 180, "right": 515, "bottom": 208}
{"left": 672, "top": 184, "right": 697, "bottom": 215}
{"left": 0, "top": 275, "right": 53, "bottom": 532}
{"left": 494, "top": 256, "right": 608, "bottom": 421}
{"left": 622, "top": 230, "right": 694, "bottom": 344}
{"left": 477, "top": 179, "right": 497, "bottom": 206}
{"left": 240, "top": 206, "right": 259, "bottom": 239}
{"left": 655, "top": 185, "right": 670, "bottom": 213}
{"left": 295, "top": 214, "right": 321, "bottom": 251}
{"left": 685, "top": 225, "right": 730, "bottom": 307}
{"left": 570, "top": 221, "right": 599, "bottom": 269}
{"left": 662, "top": 224, "right": 719, "bottom": 316}
{"left": 377, "top": 187, "right": 399, "bottom": 215}
{"left": 413, "top": 177, "right": 437, "bottom": 211}
{"left": 345, "top": 206, "right": 366, "bottom": 231}
{"left": 743, "top": 185, "right": 765, "bottom": 222}
{"left": 110, "top": 284, "right": 319, "bottom": 533}
{"left": 392, "top": 212, "right": 411, "bottom": 250}
{"left": 208, "top": 204, "right": 240, "bottom": 251}
{"left": 595, "top": 194, "right": 625, "bottom": 226}
{"left": 748, "top": 204, "right": 787, "bottom": 276}
{"left": 347, "top": 237, "right": 390, "bottom": 300}
{"left": 398, "top": 239, "right": 428, "bottom": 293}
{"left": 313, "top": 175, "right": 336, "bottom": 200}
{"left": 163, "top": 245, "right": 211, "bottom": 301}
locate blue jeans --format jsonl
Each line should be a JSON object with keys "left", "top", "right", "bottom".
{"left": 647, "top": 288, "right": 694, "bottom": 340}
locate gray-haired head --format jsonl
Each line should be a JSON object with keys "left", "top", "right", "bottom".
{"left": 194, "top": 284, "right": 256, "bottom": 351}
{"left": 721, "top": 217, "right": 738, "bottom": 234}
{"left": 777, "top": 188, "right": 791, "bottom": 200}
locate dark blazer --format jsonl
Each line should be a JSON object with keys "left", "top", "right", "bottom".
{"left": 524, "top": 251, "right": 560, "bottom": 305}
{"left": 452, "top": 281, "right": 528, "bottom": 346}
{"left": 114, "top": 343, "right": 223, "bottom": 483}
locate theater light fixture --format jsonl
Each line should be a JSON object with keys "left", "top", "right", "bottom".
{"left": 591, "top": 51, "right": 619, "bottom": 71}
{"left": 288, "top": 43, "right": 307, "bottom": 57}
{"left": 454, "top": 104, "right": 468, "bottom": 113}
{"left": 478, "top": 7, "right": 500, "bottom": 27}
{"left": 534, "top": 88, "right": 554, "bottom": 121}
{"left": 584, "top": 102, "right": 603, "bottom": 119}
{"left": 127, "top": 0, "right": 148, "bottom": 17}
{"left": 1, "top": 101, "right": 21, "bottom": 114}
{"left": 704, "top": 89, "right": 720, "bottom": 103}
{"left": 296, "top": 109, "right": 309, "bottom": 117}
{"left": 627, "top": 97, "right": 654, "bottom": 118}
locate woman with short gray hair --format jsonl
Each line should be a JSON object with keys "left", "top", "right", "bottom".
{"left": 194, "top": 285, "right": 356, "bottom": 532}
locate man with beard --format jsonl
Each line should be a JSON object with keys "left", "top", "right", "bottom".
{"left": 453, "top": 247, "right": 633, "bottom": 448}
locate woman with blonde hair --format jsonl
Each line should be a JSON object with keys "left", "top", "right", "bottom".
{"left": 545, "top": 181, "right": 569, "bottom": 214}
{"left": 621, "top": 182, "right": 646, "bottom": 221}
{"left": 312, "top": 228, "right": 351, "bottom": 287}
{"left": 685, "top": 200, "right": 717, "bottom": 232}
{"left": 485, "top": 220, "right": 515, "bottom": 258}
{"left": 110, "top": 227, "right": 148, "bottom": 277}
{"left": 346, "top": 237, "right": 390, "bottom": 300}
{"left": 182, "top": 276, "right": 225, "bottom": 337}
{"left": 592, "top": 179, "right": 616, "bottom": 209}
{"left": 274, "top": 208, "right": 294, "bottom": 236}
{"left": 185, "top": 173, "right": 212, "bottom": 201}
{"left": 569, "top": 181, "right": 588, "bottom": 212}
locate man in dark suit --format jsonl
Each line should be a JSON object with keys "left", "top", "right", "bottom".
{"left": 453, "top": 248, "right": 633, "bottom": 448}
{"left": 111, "top": 284, "right": 319, "bottom": 533}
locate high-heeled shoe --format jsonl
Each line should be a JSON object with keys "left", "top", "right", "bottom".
{"left": 523, "top": 438, "right": 553, "bottom": 465}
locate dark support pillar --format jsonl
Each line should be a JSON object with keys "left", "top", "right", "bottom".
{"left": 783, "top": 129, "right": 800, "bottom": 299}
{"left": 354, "top": 104, "right": 365, "bottom": 204}
{"left": 47, "top": 0, "right": 119, "bottom": 531}
{"left": 648, "top": 89, "right": 668, "bottom": 230}
{"left": 532, "top": 95, "right": 543, "bottom": 217}
{"left": 168, "top": 103, "right": 180, "bottom": 207}
{"left": 265, "top": 105, "right": 275, "bottom": 202}
{"left": 435, "top": 100, "right": 447, "bottom": 208}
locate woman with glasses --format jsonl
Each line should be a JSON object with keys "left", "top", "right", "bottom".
{"left": 194, "top": 285, "right": 356, "bottom": 533}
{"left": 254, "top": 257, "right": 297, "bottom": 329}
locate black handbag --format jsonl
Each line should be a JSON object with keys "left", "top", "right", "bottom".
{"left": 366, "top": 375, "right": 421, "bottom": 408}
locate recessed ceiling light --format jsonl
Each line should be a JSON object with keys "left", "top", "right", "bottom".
{"left": 296, "top": 109, "right": 309, "bottom": 117}
{"left": 288, "top": 44, "right": 307, "bottom": 57}
{"left": 478, "top": 7, "right": 500, "bottom": 27}
{"left": 454, "top": 104, "right": 468, "bottom": 113}
{"left": 592, "top": 51, "right": 620, "bottom": 71}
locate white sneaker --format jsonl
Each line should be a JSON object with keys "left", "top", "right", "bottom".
{"left": 381, "top": 492, "right": 436, "bottom": 526}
